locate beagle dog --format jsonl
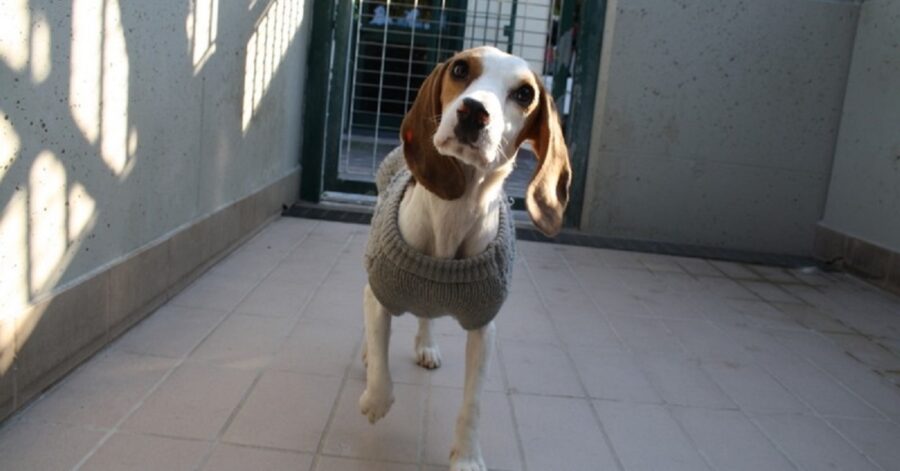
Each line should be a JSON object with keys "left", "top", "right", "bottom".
{"left": 360, "top": 46, "right": 571, "bottom": 471}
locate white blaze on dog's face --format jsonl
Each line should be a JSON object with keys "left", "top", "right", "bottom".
{"left": 431, "top": 47, "right": 538, "bottom": 169}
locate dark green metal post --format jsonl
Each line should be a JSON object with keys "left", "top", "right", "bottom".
{"left": 299, "top": 0, "right": 337, "bottom": 202}
{"left": 564, "top": 0, "right": 606, "bottom": 229}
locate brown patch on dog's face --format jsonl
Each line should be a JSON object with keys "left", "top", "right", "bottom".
{"left": 399, "top": 51, "right": 486, "bottom": 200}
{"left": 439, "top": 51, "right": 484, "bottom": 109}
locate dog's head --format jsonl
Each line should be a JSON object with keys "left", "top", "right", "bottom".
{"left": 400, "top": 46, "right": 572, "bottom": 236}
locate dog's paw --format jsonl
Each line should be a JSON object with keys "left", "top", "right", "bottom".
{"left": 415, "top": 344, "right": 442, "bottom": 369}
{"left": 359, "top": 385, "right": 394, "bottom": 424}
{"left": 449, "top": 448, "right": 486, "bottom": 471}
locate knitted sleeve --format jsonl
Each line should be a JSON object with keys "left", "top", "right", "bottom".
{"left": 375, "top": 147, "right": 407, "bottom": 194}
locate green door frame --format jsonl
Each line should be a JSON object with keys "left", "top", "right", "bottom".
{"left": 300, "top": 0, "right": 606, "bottom": 230}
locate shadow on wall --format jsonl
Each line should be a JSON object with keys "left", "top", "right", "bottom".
{"left": 0, "top": 0, "right": 309, "bottom": 408}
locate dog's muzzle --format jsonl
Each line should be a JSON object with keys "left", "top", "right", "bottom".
{"left": 453, "top": 97, "right": 489, "bottom": 146}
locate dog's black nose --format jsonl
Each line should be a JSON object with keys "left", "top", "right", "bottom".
{"left": 454, "top": 98, "right": 489, "bottom": 144}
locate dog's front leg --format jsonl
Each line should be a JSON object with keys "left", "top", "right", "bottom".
{"left": 450, "top": 321, "right": 496, "bottom": 471}
{"left": 359, "top": 284, "right": 394, "bottom": 423}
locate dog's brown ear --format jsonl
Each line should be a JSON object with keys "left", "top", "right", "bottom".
{"left": 400, "top": 61, "right": 466, "bottom": 200}
{"left": 522, "top": 75, "right": 572, "bottom": 236}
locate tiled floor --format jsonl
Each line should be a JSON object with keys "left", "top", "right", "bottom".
{"left": 2, "top": 217, "right": 900, "bottom": 471}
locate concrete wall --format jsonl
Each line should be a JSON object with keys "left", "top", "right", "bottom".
{"left": 820, "top": 0, "right": 900, "bottom": 253}
{"left": 581, "top": 0, "right": 860, "bottom": 255}
{"left": 0, "top": 0, "right": 313, "bottom": 418}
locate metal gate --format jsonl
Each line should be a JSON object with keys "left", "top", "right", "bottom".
{"left": 301, "top": 0, "right": 604, "bottom": 225}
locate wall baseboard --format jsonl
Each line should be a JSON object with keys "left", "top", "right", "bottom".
{"left": 813, "top": 224, "right": 900, "bottom": 297}
{"left": 0, "top": 169, "right": 300, "bottom": 424}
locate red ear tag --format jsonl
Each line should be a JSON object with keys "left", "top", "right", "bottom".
{"left": 403, "top": 130, "right": 414, "bottom": 143}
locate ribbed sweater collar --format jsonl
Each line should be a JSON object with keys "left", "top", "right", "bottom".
{"left": 376, "top": 170, "right": 513, "bottom": 284}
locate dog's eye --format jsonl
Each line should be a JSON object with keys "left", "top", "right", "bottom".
{"left": 450, "top": 61, "right": 468, "bottom": 79}
{"left": 511, "top": 85, "right": 534, "bottom": 106}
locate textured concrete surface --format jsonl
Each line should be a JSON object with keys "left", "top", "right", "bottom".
{"left": 821, "top": 0, "right": 900, "bottom": 253}
{"left": 582, "top": 0, "right": 860, "bottom": 255}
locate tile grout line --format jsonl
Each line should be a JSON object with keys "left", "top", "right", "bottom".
{"left": 417, "top": 371, "right": 430, "bottom": 471}
{"left": 654, "top": 311, "right": 801, "bottom": 471}
{"left": 192, "top": 220, "right": 328, "bottom": 469}
{"left": 654, "top": 270, "right": 803, "bottom": 470}
{"left": 69, "top": 219, "right": 321, "bottom": 471}
{"left": 637, "top": 261, "right": 805, "bottom": 470}
{"left": 296, "top": 232, "right": 369, "bottom": 471}
{"left": 700, "top": 294, "right": 887, "bottom": 470}
{"left": 751, "top": 328, "right": 892, "bottom": 470}
{"left": 560, "top": 248, "right": 725, "bottom": 471}
{"left": 493, "top": 338, "right": 530, "bottom": 471}
{"left": 520, "top": 251, "right": 627, "bottom": 471}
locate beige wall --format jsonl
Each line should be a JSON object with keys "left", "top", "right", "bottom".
{"left": 820, "top": 0, "right": 900, "bottom": 253}
{"left": 0, "top": 0, "right": 313, "bottom": 413}
{"left": 581, "top": 0, "right": 860, "bottom": 255}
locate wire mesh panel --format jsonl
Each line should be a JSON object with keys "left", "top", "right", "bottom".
{"left": 335, "top": 0, "right": 572, "bottom": 197}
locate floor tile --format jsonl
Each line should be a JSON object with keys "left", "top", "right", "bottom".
{"left": 569, "top": 346, "right": 661, "bottom": 403}
{"left": 609, "top": 315, "right": 684, "bottom": 354}
{"left": 112, "top": 304, "right": 228, "bottom": 358}
{"left": 80, "top": 432, "right": 209, "bottom": 471}
{"left": 501, "top": 341, "right": 584, "bottom": 397}
{"left": 673, "top": 408, "right": 795, "bottom": 471}
{"left": 123, "top": 362, "right": 257, "bottom": 440}
{"left": 322, "top": 380, "right": 424, "bottom": 463}
{"left": 748, "top": 265, "right": 801, "bottom": 284}
{"left": 674, "top": 257, "right": 724, "bottom": 277}
{"left": 703, "top": 361, "right": 808, "bottom": 415}
{"left": 828, "top": 417, "right": 900, "bottom": 471}
{"left": 637, "top": 253, "right": 687, "bottom": 273}
{"left": 170, "top": 274, "right": 258, "bottom": 311}
{"left": 638, "top": 354, "right": 735, "bottom": 409}
{"left": 224, "top": 371, "right": 341, "bottom": 453}
{"left": 771, "top": 302, "right": 852, "bottom": 334}
{"left": 424, "top": 388, "right": 521, "bottom": 470}
{"left": 771, "top": 330, "right": 900, "bottom": 417}
{"left": 755, "top": 415, "right": 880, "bottom": 471}
{"left": 208, "top": 248, "right": 283, "bottom": 280}
{"left": 270, "top": 319, "right": 363, "bottom": 377}
{"left": 740, "top": 281, "right": 799, "bottom": 303}
{"left": 304, "top": 276, "right": 367, "bottom": 327}
{"left": 240, "top": 218, "right": 317, "bottom": 255}
{"left": 666, "top": 319, "right": 752, "bottom": 363}
{"left": 495, "top": 286, "right": 559, "bottom": 345}
{"left": 826, "top": 332, "right": 900, "bottom": 372}
{"left": 594, "top": 401, "right": 710, "bottom": 471}
{"left": 234, "top": 279, "right": 316, "bottom": 317}
{"left": 315, "top": 456, "right": 418, "bottom": 471}
{"left": 190, "top": 314, "right": 294, "bottom": 369}
{"left": 709, "top": 260, "right": 760, "bottom": 279}
{"left": 512, "top": 394, "right": 619, "bottom": 471}
{"left": 723, "top": 299, "right": 801, "bottom": 330}
{"left": 0, "top": 420, "right": 104, "bottom": 470}
{"left": 25, "top": 351, "right": 176, "bottom": 428}
{"left": 545, "top": 296, "right": 621, "bottom": 348}
{"left": 203, "top": 443, "right": 313, "bottom": 471}
{"left": 763, "top": 355, "right": 882, "bottom": 419}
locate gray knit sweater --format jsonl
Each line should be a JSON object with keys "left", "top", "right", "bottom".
{"left": 364, "top": 150, "right": 516, "bottom": 331}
